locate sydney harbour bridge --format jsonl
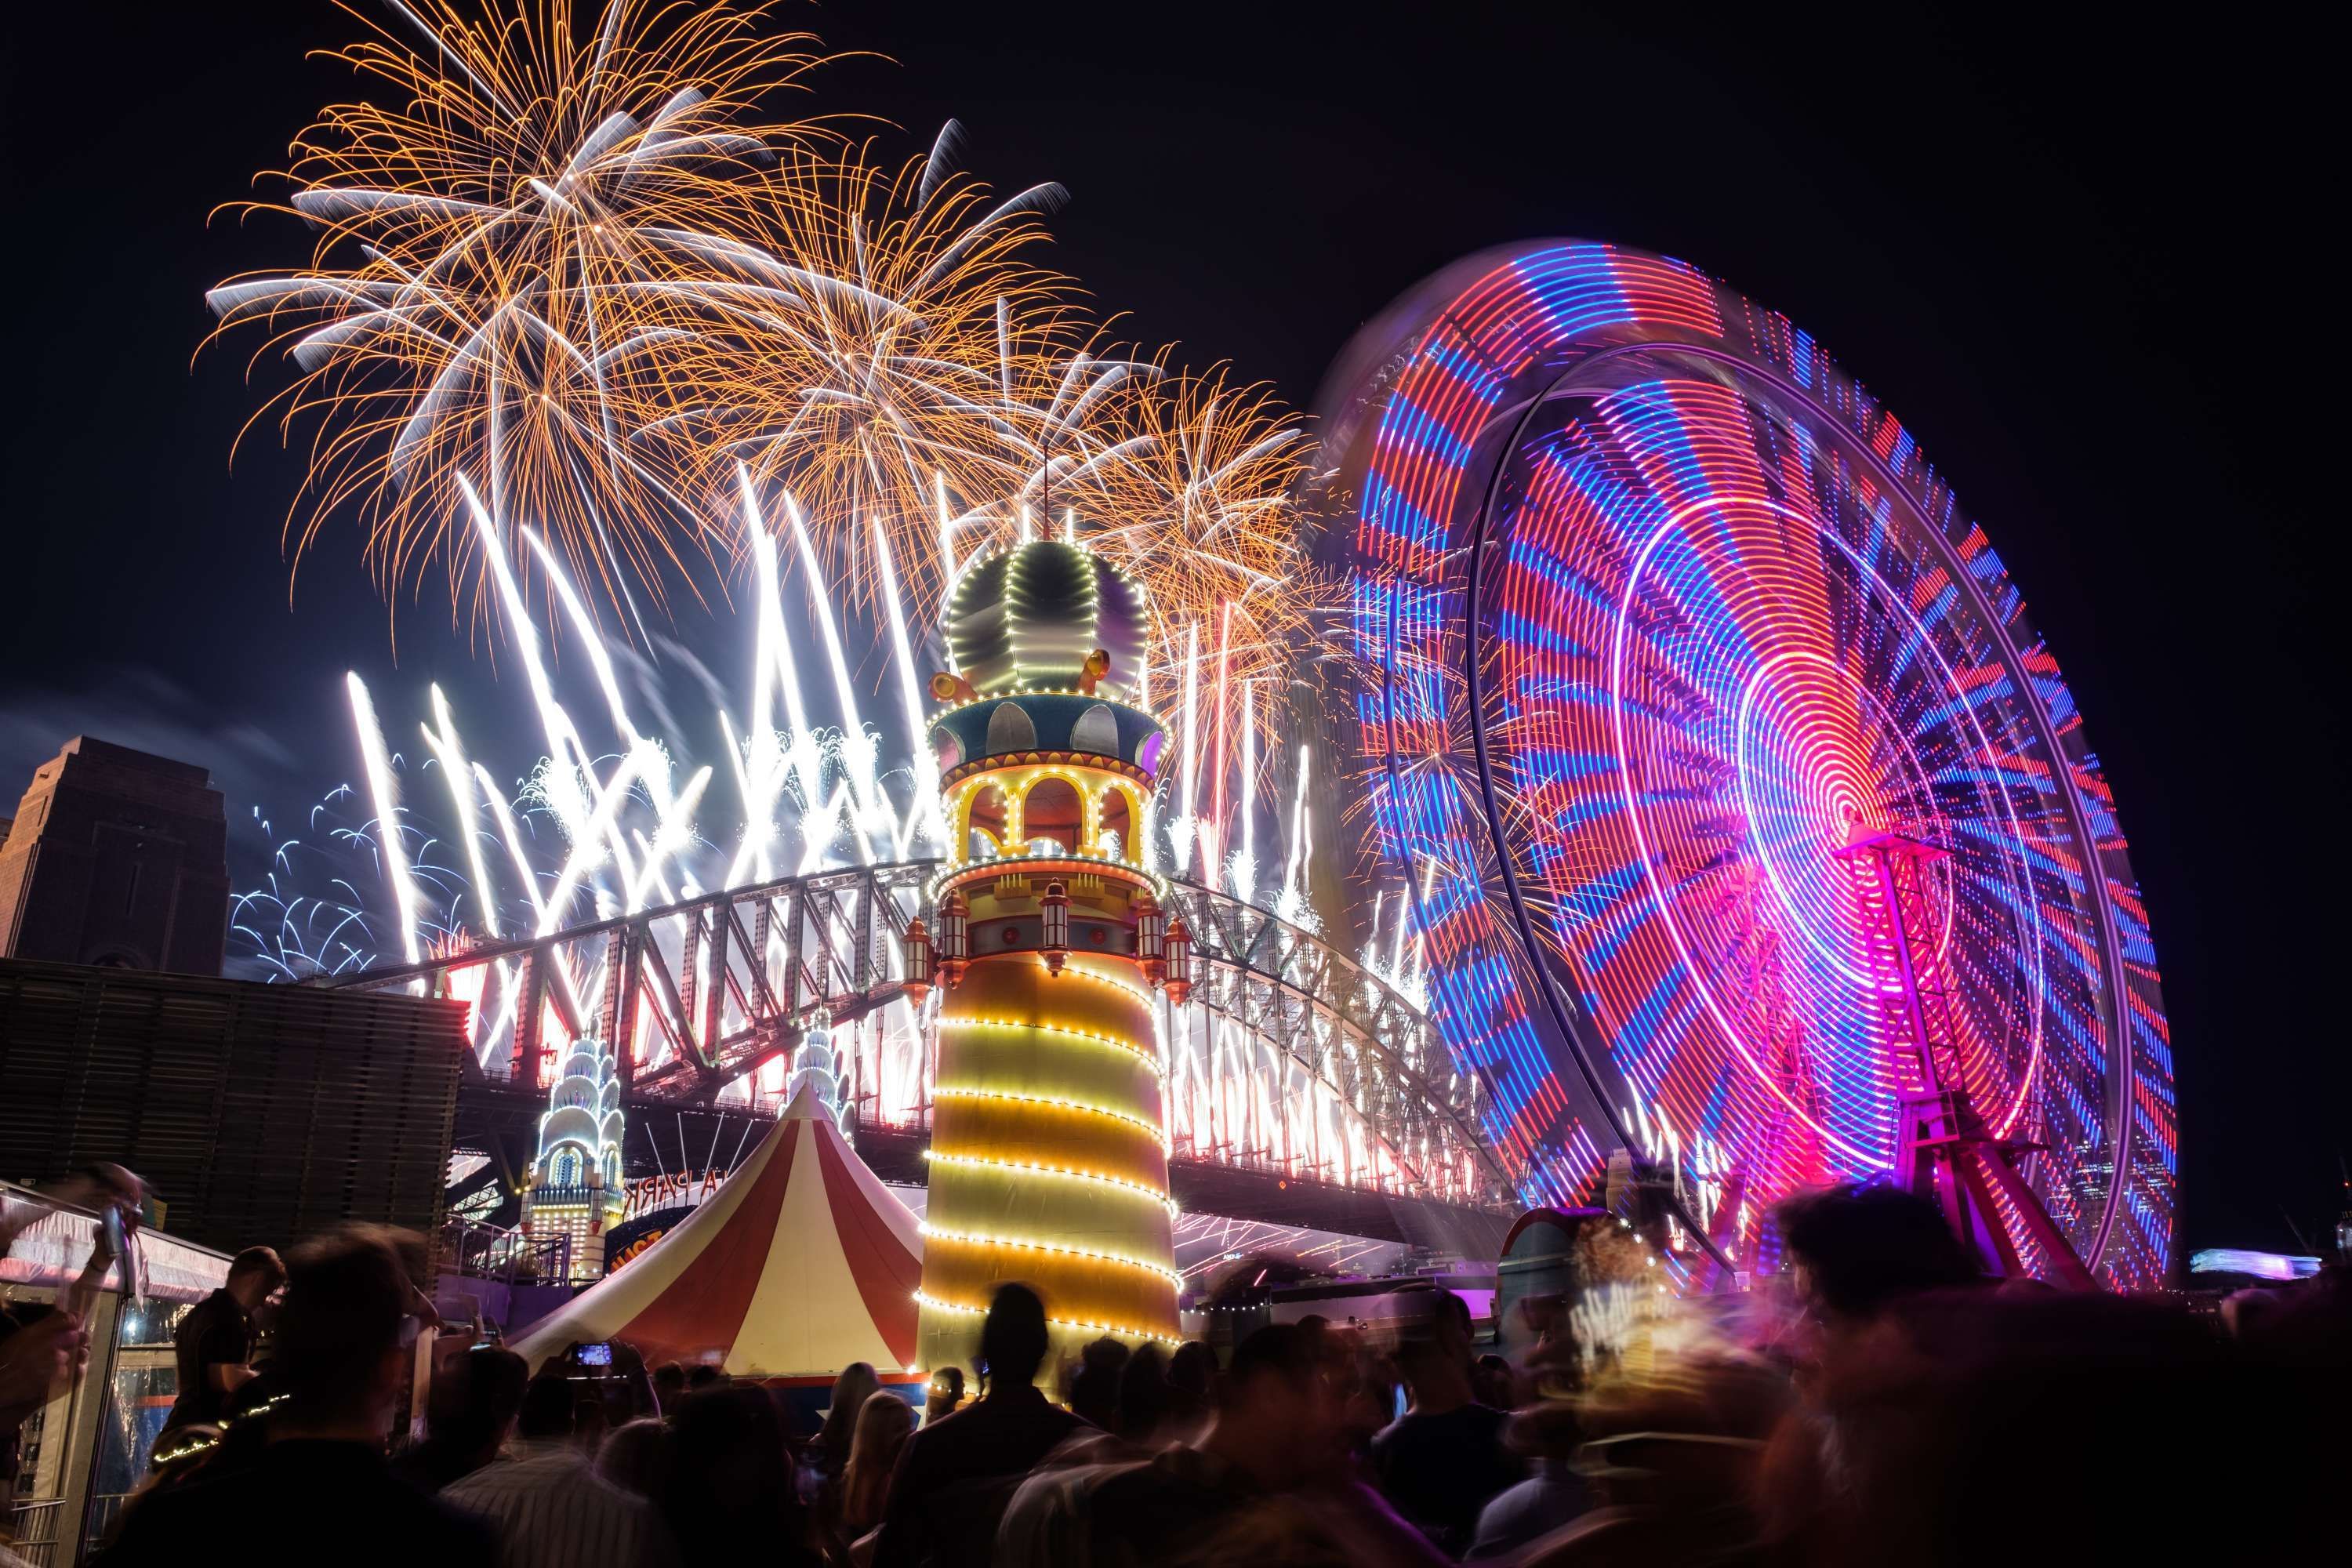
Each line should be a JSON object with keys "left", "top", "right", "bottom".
{"left": 332, "top": 861, "right": 1524, "bottom": 1254}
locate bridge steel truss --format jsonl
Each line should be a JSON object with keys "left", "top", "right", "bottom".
{"left": 327, "top": 861, "right": 1522, "bottom": 1213}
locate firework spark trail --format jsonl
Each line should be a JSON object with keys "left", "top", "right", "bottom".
{"left": 871, "top": 515, "right": 947, "bottom": 857}
{"left": 1171, "top": 619, "right": 1200, "bottom": 877}
{"left": 1230, "top": 680, "right": 1258, "bottom": 903}
{"left": 346, "top": 673, "right": 423, "bottom": 966}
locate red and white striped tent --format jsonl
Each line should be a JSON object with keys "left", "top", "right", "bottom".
{"left": 514, "top": 1084, "right": 924, "bottom": 1379}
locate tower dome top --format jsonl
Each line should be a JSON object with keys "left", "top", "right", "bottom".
{"left": 942, "top": 539, "right": 1151, "bottom": 706}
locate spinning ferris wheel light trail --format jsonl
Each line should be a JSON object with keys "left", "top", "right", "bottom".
{"left": 1327, "top": 241, "right": 2175, "bottom": 1289}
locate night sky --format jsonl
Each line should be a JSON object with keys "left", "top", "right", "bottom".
{"left": 1, "top": 4, "right": 2336, "bottom": 1259}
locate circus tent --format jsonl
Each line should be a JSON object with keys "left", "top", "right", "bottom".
{"left": 512, "top": 1083, "right": 924, "bottom": 1378}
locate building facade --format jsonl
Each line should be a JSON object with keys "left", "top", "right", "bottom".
{"left": 0, "top": 737, "right": 229, "bottom": 975}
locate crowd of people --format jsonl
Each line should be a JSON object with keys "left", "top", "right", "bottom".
{"left": 5, "top": 1174, "right": 2344, "bottom": 1566}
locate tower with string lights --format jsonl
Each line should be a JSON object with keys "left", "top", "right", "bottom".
{"left": 902, "top": 538, "right": 1191, "bottom": 1379}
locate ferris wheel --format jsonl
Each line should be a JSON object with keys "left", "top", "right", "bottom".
{"left": 1327, "top": 242, "right": 2173, "bottom": 1288}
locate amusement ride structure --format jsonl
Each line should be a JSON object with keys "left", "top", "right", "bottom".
{"left": 1323, "top": 241, "right": 2176, "bottom": 1290}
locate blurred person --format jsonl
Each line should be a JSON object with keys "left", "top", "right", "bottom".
{"left": 684, "top": 1362, "right": 727, "bottom": 1392}
{"left": 163, "top": 1244, "right": 289, "bottom": 1435}
{"left": 1370, "top": 1290, "right": 1523, "bottom": 1556}
{"left": 1165, "top": 1341, "right": 1215, "bottom": 1434}
{"left": 1776, "top": 1181, "right": 1979, "bottom": 1330}
{"left": 392, "top": 1346, "right": 528, "bottom": 1492}
{"left": 1069, "top": 1335, "right": 1130, "bottom": 1432}
{"left": 871, "top": 1283, "right": 1080, "bottom": 1568}
{"left": 1465, "top": 1403, "right": 1592, "bottom": 1559}
{"left": 596, "top": 1417, "right": 671, "bottom": 1502}
{"left": 840, "top": 1391, "right": 916, "bottom": 1537}
{"left": 1791, "top": 1288, "right": 2337, "bottom": 1566}
{"left": 0, "top": 1308, "right": 87, "bottom": 1496}
{"left": 649, "top": 1361, "right": 687, "bottom": 1414}
{"left": 572, "top": 1392, "right": 609, "bottom": 1455}
{"left": 921, "top": 1366, "right": 964, "bottom": 1427}
{"left": 1519, "top": 1356, "right": 1788, "bottom": 1566}
{"left": 1069, "top": 1322, "right": 1448, "bottom": 1568}
{"left": 1471, "top": 1353, "right": 1519, "bottom": 1412}
{"left": 442, "top": 1370, "right": 675, "bottom": 1568}
{"left": 1117, "top": 1343, "right": 1174, "bottom": 1445}
{"left": 1334, "top": 1340, "right": 1402, "bottom": 1462}
{"left": 664, "top": 1384, "right": 818, "bottom": 1566}
{"left": 2, "top": 1167, "right": 140, "bottom": 1490}
{"left": 1762, "top": 1181, "right": 1983, "bottom": 1556}
{"left": 105, "top": 1225, "right": 496, "bottom": 1566}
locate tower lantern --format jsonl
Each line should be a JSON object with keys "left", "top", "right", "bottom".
{"left": 1040, "top": 880, "right": 1071, "bottom": 975}
{"left": 914, "top": 537, "right": 1180, "bottom": 1375}
{"left": 1163, "top": 916, "right": 1194, "bottom": 1007}
{"left": 1135, "top": 892, "right": 1165, "bottom": 988}
{"left": 936, "top": 891, "right": 969, "bottom": 989}
{"left": 900, "top": 916, "right": 934, "bottom": 1005}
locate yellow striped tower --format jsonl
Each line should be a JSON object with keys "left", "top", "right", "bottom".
{"left": 914, "top": 539, "right": 1182, "bottom": 1379}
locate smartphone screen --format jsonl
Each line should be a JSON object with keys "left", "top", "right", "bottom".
{"left": 576, "top": 1342, "right": 613, "bottom": 1367}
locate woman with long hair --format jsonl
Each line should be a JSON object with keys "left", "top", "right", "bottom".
{"left": 841, "top": 1393, "right": 916, "bottom": 1538}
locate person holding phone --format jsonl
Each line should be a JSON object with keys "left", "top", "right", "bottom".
{"left": 162, "top": 1246, "right": 286, "bottom": 1432}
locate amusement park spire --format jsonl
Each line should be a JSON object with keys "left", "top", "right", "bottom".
{"left": 910, "top": 531, "right": 1185, "bottom": 1372}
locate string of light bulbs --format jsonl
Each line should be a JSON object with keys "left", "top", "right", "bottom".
{"left": 912, "top": 1290, "right": 1182, "bottom": 1348}
{"left": 921, "top": 1148, "right": 1178, "bottom": 1214}
{"left": 916, "top": 1222, "right": 1183, "bottom": 1287}
{"left": 931, "top": 1084, "right": 1171, "bottom": 1149}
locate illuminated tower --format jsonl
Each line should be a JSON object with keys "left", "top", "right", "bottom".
{"left": 911, "top": 539, "right": 1187, "bottom": 1377}
{"left": 521, "top": 1036, "right": 626, "bottom": 1280}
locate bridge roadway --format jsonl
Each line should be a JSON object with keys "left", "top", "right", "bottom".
{"left": 448, "top": 1080, "right": 1515, "bottom": 1258}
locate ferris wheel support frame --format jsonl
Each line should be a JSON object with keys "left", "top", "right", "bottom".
{"left": 1839, "top": 830, "right": 2097, "bottom": 1288}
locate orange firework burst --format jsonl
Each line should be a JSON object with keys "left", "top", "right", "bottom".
{"left": 207, "top": 0, "right": 835, "bottom": 630}
{"left": 633, "top": 137, "right": 1083, "bottom": 612}
{"left": 1062, "top": 365, "right": 1316, "bottom": 699}
{"left": 209, "top": 0, "right": 1316, "bottom": 691}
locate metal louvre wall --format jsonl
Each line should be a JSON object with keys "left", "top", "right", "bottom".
{"left": 0, "top": 960, "right": 466, "bottom": 1265}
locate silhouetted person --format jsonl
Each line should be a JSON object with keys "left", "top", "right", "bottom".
{"left": 162, "top": 1246, "right": 285, "bottom": 1433}
{"left": 871, "top": 1283, "right": 1079, "bottom": 1568}
{"left": 1471, "top": 1353, "right": 1518, "bottom": 1411}
{"left": 107, "top": 1225, "right": 495, "bottom": 1566}
{"left": 1370, "top": 1290, "right": 1522, "bottom": 1555}
{"left": 597, "top": 1417, "right": 672, "bottom": 1502}
{"left": 1068, "top": 1334, "right": 1128, "bottom": 1432}
{"left": 921, "top": 1367, "right": 964, "bottom": 1427}
{"left": 393, "top": 1345, "right": 529, "bottom": 1492}
{"left": 664, "top": 1384, "right": 817, "bottom": 1566}
{"left": 444, "top": 1370, "right": 673, "bottom": 1567}
{"left": 685, "top": 1363, "right": 727, "bottom": 1392}
{"left": 1116, "top": 1343, "right": 1173, "bottom": 1444}
{"left": 1165, "top": 1341, "right": 1215, "bottom": 1432}
{"left": 649, "top": 1361, "right": 687, "bottom": 1415}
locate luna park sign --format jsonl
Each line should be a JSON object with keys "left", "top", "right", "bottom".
{"left": 619, "top": 1167, "right": 731, "bottom": 1223}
